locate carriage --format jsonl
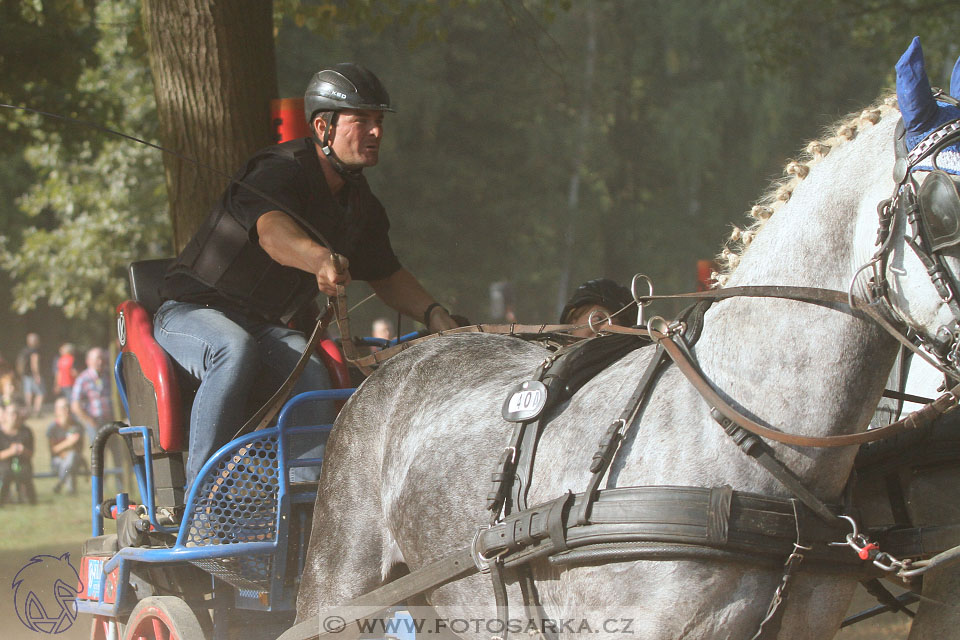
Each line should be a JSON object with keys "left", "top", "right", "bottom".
{"left": 75, "top": 258, "right": 385, "bottom": 640}
{"left": 74, "top": 38, "right": 960, "bottom": 640}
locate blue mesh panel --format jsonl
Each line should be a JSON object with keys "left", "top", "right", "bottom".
{"left": 184, "top": 435, "right": 281, "bottom": 589}
{"left": 190, "top": 556, "right": 274, "bottom": 592}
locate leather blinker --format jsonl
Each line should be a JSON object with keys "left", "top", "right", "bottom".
{"left": 919, "top": 170, "right": 960, "bottom": 251}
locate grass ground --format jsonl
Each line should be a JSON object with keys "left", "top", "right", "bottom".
{"left": 0, "top": 412, "right": 917, "bottom": 640}
{"left": 1, "top": 413, "right": 94, "bottom": 640}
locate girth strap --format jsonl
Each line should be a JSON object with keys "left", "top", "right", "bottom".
{"left": 478, "top": 486, "right": 850, "bottom": 566}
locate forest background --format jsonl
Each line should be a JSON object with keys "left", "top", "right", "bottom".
{"left": 0, "top": 0, "right": 957, "bottom": 360}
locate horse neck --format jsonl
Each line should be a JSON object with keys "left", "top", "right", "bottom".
{"left": 693, "top": 117, "right": 899, "bottom": 496}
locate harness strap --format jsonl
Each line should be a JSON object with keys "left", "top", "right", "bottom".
{"left": 279, "top": 483, "right": 883, "bottom": 640}
{"left": 627, "top": 283, "right": 960, "bottom": 384}
{"left": 598, "top": 321, "right": 960, "bottom": 447}
{"left": 710, "top": 408, "right": 838, "bottom": 523}
{"left": 488, "top": 560, "right": 510, "bottom": 639}
{"left": 860, "top": 577, "right": 916, "bottom": 619}
{"left": 277, "top": 548, "right": 478, "bottom": 640}
{"left": 345, "top": 323, "right": 584, "bottom": 371}
{"left": 518, "top": 566, "right": 555, "bottom": 640}
{"left": 881, "top": 388, "right": 935, "bottom": 406}
{"left": 487, "top": 360, "right": 551, "bottom": 515}
{"left": 751, "top": 530, "right": 809, "bottom": 640}
{"left": 876, "top": 522, "right": 960, "bottom": 559}
{"left": 488, "top": 334, "right": 648, "bottom": 516}
{"left": 511, "top": 362, "right": 566, "bottom": 515}
{"left": 479, "top": 486, "right": 852, "bottom": 566}
{"left": 575, "top": 344, "right": 669, "bottom": 526}
{"left": 232, "top": 304, "right": 334, "bottom": 438}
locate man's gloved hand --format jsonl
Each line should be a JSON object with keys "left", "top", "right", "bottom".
{"left": 316, "top": 251, "right": 351, "bottom": 296}
{"left": 424, "top": 303, "right": 460, "bottom": 332}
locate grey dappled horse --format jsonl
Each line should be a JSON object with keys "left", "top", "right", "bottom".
{"left": 297, "top": 72, "right": 960, "bottom": 640}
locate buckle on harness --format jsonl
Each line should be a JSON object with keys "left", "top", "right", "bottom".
{"left": 471, "top": 526, "right": 507, "bottom": 574}
{"left": 830, "top": 515, "right": 910, "bottom": 573}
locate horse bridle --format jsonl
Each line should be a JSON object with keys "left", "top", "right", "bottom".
{"left": 858, "top": 97, "right": 960, "bottom": 372}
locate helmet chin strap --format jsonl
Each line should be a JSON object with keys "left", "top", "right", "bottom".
{"left": 319, "top": 112, "right": 363, "bottom": 184}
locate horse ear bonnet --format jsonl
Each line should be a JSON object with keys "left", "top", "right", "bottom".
{"left": 950, "top": 53, "right": 960, "bottom": 101}
{"left": 896, "top": 36, "right": 960, "bottom": 175}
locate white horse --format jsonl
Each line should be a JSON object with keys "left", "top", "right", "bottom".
{"left": 293, "top": 44, "right": 960, "bottom": 640}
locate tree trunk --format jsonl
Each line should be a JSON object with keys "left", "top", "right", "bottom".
{"left": 141, "top": 0, "right": 278, "bottom": 252}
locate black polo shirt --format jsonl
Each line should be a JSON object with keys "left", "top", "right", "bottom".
{"left": 161, "top": 138, "right": 401, "bottom": 321}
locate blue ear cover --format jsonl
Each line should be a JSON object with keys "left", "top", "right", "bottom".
{"left": 896, "top": 37, "right": 938, "bottom": 135}
{"left": 896, "top": 37, "right": 960, "bottom": 152}
{"left": 950, "top": 54, "right": 960, "bottom": 100}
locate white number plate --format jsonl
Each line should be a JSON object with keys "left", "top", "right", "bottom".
{"left": 501, "top": 380, "right": 548, "bottom": 422}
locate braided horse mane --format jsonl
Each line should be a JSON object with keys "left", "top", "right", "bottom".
{"left": 714, "top": 93, "right": 899, "bottom": 286}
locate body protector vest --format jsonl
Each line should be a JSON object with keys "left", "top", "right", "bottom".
{"left": 163, "top": 138, "right": 374, "bottom": 322}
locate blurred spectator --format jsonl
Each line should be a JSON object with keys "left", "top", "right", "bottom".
{"left": 71, "top": 347, "right": 112, "bottom": 441}
{"left": 0, "top": 401, "right": 37, "bottom": 505}
{"left": 47, "top": 397, "right": 83, "bottom": 495}
{"left": 71, "top": 347, "right": 123, "bottom": 489}
{"left": 369, "top": 317, "right": 396, "bottom": 354}
{"left": 1, "top": 370, "right": 23, "bottom": 408}
{"left": 371, "top": 318, "right": 395, "bottom": 341}
{"left": 16, "top": 333, "right": 45, "bottom": 417}
{"left": 55, "top": 343, "right": 79, "bottom": 399}
{"left": 489, "top": 281, "right": 518, "bottom": 323}
{"left": 560, "top": 278, "right": 636, "bottom": 338}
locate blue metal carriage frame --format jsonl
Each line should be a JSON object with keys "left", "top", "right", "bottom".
{"left": 77, "top": 387, "right": 354, "bottom": 622}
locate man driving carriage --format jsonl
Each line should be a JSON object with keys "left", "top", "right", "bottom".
{"left": 154, "top": 63, "right": 459, "bottom": 486}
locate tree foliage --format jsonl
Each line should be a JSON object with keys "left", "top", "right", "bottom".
{"left": 1, "top": 0, "right": 958, "bottom": 349}
{"left": 0, "top": 0, "right": 101, "bottom": 153}
{"left": 0, "top": 0, "right": 169, "bottom": 326}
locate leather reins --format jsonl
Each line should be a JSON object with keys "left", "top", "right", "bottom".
{"left": 603, "top": 284, "right": 960, "bottom": 448}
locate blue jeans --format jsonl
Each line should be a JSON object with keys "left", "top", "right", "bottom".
{"left": 153, "top": 301, "right": 334, "bottom": 487}
{"left": 52, "top": 451, "right": 79, "bottom": 492}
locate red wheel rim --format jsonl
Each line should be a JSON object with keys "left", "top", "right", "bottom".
{"left": 126, "top": 606, "right": 175, "bottom": 640}
{"left": 123, "top": 598, "right": 205, "bottom": 640}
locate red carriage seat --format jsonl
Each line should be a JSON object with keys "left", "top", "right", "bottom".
{"left": 118, "top": 260, "right": 186, "bottom": 453}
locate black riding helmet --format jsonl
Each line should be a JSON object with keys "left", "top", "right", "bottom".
{"left": 304, "top": 63, "right": 394, "bottom": 180}
{"left": 560, "top": 278, "right": 635, "bottom": 324}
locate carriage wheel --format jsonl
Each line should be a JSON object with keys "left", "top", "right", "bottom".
{"left": 122, "top": 596, "right": 207, "bottom": 640}
{"left": 91, "top": 615, "right": 122, "bottom": 640}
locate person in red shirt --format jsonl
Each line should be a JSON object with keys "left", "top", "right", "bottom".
{"left": 55, "top": 343, "right": 78, "bottom": 399}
